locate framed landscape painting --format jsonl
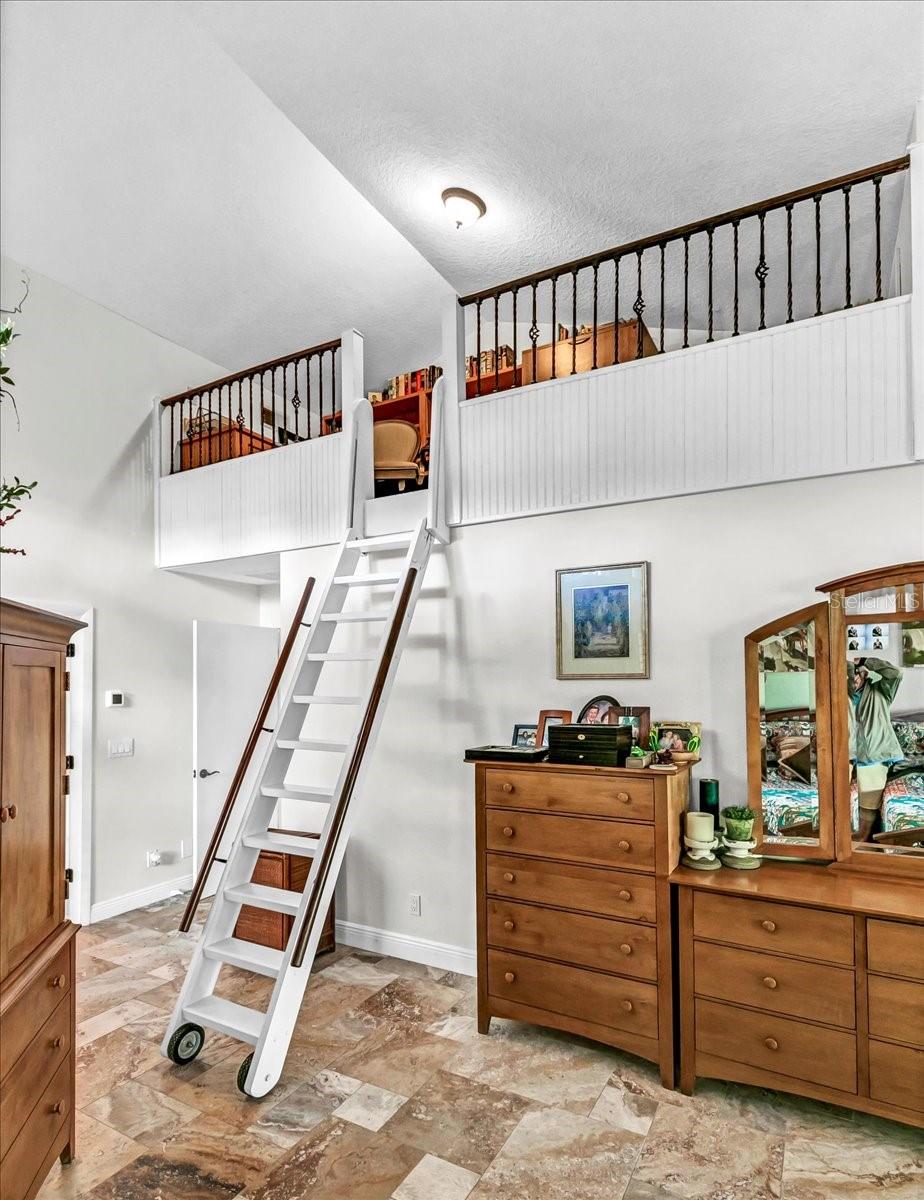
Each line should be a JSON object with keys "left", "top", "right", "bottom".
{"left": 556, "top": 562, "right": 650, "bottom": 679}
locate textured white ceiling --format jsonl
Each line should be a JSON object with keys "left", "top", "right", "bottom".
{"left": 0, "top": 0, "right": 453, "bottom": 387}
{"left": 188, "top": 0, "right": 923, "bottom": 297}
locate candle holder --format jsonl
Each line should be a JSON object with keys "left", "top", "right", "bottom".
{"left": 681, "top": 831, "right": 722, "bottom": 871}
{"left": 719, "top": 832, "right": 761, "bottom": 870}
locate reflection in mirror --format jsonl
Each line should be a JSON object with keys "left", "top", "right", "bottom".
{"left": 845, "top": 586, "right": 924, "bottom": 856}
{"left": 758, "top": 620, "right": 820, "bottom": 845}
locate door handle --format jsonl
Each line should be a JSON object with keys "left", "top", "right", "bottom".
{"left": 198, "top": 769, "right": 220, "bottom": 779}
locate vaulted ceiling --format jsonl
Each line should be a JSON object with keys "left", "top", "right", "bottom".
{"left": 2, "top": 0, "right": 921, "bottom": 387}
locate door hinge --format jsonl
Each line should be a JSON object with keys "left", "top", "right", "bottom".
{"left": 66, "top": 754, "right": 75, "bottom": 770}
{"left": 63, "top": 774, "right": 70, "bottom": 796}
{"left": 64, "top": 867, "right": 74, "bottom": 898}
{"left": 66, "top": 642, "right": 76, "bottom": 658}
{"left": 64, "top": 671, "right": 71, "bottom": 692}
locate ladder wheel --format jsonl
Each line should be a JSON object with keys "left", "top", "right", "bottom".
{"left": 237, "top": 1053, "right": 254, "bottom": 1096}
{"left": 166, "top": 1023, "right": 205, "bottom": 1065}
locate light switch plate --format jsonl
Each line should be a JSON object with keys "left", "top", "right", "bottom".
{"left": 108, "top": 737, "right": 134, "bottom": 759}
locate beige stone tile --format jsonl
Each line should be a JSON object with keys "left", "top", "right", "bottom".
{"left": 425, "top": 1013, "right": 480, "bottom": 1043}
{"left": 333, "top": 1082, "right": 408, "bottom": 1132}
{"left": 84, "top": 1078, "right": 201, "bottom": 1142}
{"left": 156, "top": 1052, "right": 301, "bottom": 1132}
{"left": 391, "top": 1153, "right": 480, "bottom": 1200}
{"left": 358, "top": 978, "right": 463, "bottom": 1028}
{"left": 333, "top": 1017, "right": 458, "bottom": 1096}
{"left": 148, "top": 1114, "right": 292, "bottom": 1192}
{"left": 630, "top": 1101, "right": 783, "bottom": 1199}
{"left": 470, "top": 1107, "right": 642, "bottom": 1200}
{"left": 781, "top": 1122, "right": 924, "bottom": 1199}
{"left": 318, "top": 955, "right": 398, "bottom": 988}
{"left": 373, "top": 956, "right": 449, "bottom": 982}
{"left": 77, "top": 1000, "right": 162, "bottom": 1049}
{"left": 295, "top": 975, "right": 389, "bottom": 1029}
{"left": 83, "top": 1152, "right": 240, "bottom": 1199}
{"left": 75, "top": 965, "right": 167, "bottom": 1021}
{"left": 382, "top": 1069, "right": 532, "bottom": 1174}
{"left": 249, "top": 1070, "right": 364, "bottom": 1149}
{"left": 590, "top": 1082, "right": 659, "bottom": 1135}
{"left": 76, "top": 1026, "right": 164, "bottom": 1109}
{"left": 37, "top": 1111, "right": 143, "bottom": 1199}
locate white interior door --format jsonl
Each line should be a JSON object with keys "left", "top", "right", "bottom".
{"left": 193, "top": 619, "right": 279, "bottom": 896}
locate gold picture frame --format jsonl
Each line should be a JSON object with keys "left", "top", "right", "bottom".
{"left": 556, "top": 562, "right": 650, "bottom": 679}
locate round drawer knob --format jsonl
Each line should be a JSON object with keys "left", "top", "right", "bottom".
{"left": 616, "top": 791, "right": 629, "bottom": 802}
{"left": 618, "top": 889, "right": 632, "bottom": 901}
{"left": 51, "top": 975, "right": 66, "bottom": 989}
{"left": 504, "top": 971, "right": 516, "bottom": 984}
{"left": 503, "top": 919, "right": 515, "bottom": 931}
{"left": 502, "top": 826, "right": 515, "bottom": 838}
{"left": 620, "top": 943, "right": 633, "bottom": 956}
{"left": 502, "top": 783, "right": 514, "bottom": 794}
{"left": 617, "top": 840, "right": 631, "bottom": 852}
{"left": 7, "top": 804, "right": 17, "bottom": 819}
{"left": 761, "top": 920, "right": 777, "bottom": 933}
{"left": 620, "top": 999, "right": 634, "bottom": 1013}
{"left": 51, "top": 1101, "right": 63, "bottom": 1115}
{"left": 52, "top": 1036, "right": 63, "bottom": 1049}
{"left": 762, "top": 976, "right": 778, "bottom": 990}
{"left": 503, "top": 872, "right": 515, "bottom": 883}
{"left": 764, "top": 1037, "right": 779, "bottom": 1051}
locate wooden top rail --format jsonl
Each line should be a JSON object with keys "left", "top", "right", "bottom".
{"left": 179, "top": 575, "right": 317, "bottom": 932}
{"left": 458, "top": 155, "right": 910, "bottom": 305}
{"left": 160, "top": 339, "right": 341, "bottom": 408}
{"left": 291, "top": 566, "right": 418, "bottom": 968}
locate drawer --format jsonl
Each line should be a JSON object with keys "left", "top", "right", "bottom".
{"left": 485, "top": 768, "right": 654, "bottom": 821}
{"left": 487, "top": 899, "right": 657, "bottom": 981}
{"left": 868, "top": 1039, "right": 924, "bottom": 1112}
{"left": 694, "top": 941, "right": 855, "bottom": 1028}
{"left": 0, "top": 994, "right": 70, "bottom": 1159}
{"left": 695, "top": 998, "right": 857, "bottom": 1094}
{"left": 0, "top": 941, "right": 71, "bottom": 1080}
{"left": 488, "top": 949, "right": 658, "bottom": 1040}
{"left": 867, "top": 919, "right": 924, "bottom": 982}
{"left": 1, "top": 1056, "right": 70, "bottom": 1197}
{"left": 693, "top": 893, "right": 854, "bottom": 966}
{"left": 868, "top": 974, "right": 924, "bottom": 1048}
{"left": 486, "top": 853, "right": 657, "bottom": 923}
{"left": 485, "top": 809, "right": 655, "bottom": 871}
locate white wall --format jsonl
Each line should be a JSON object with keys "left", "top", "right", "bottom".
{"left": 0, "top": 259, "right": 260, "bottom": 913}
{"left": 278, "top": 463, "right": 923, "bottom": 965}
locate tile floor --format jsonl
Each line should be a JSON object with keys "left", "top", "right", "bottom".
{"left": 39, "top": 896, "right": 923, "bottom": 1200}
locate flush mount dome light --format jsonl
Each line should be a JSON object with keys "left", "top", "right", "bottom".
{"left": 442, "top": 187, "right": 486, "bottom": 229}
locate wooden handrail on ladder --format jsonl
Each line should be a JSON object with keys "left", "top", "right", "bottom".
{"left": 291, "top": 566, "right": 418, "bottom": 967}
{"left": 179, "top": 576, "right": 317, "bottom": 932}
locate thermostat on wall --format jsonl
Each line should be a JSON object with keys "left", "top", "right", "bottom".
{"left": 105, "top": 689, "right": 126, "bottom": 707}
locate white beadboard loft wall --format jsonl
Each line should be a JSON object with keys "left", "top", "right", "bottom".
{"left": 453, "top": 297, "right": 913, "bottom": 526}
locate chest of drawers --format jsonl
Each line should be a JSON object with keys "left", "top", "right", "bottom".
{"left": 674, "top": 864, "right": 924, "bottom": 1129}
{"left": 472, "top": 760, "right": 689, "bottom": 1088}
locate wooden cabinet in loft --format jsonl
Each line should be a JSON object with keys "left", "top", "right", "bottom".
{"left": 0, "top": 599, "right": 84, "bottom": 1200}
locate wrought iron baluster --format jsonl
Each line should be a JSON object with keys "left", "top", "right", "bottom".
{"left": 785, "top": 203, "right": 794, "bottom": 323}
{"left": 281, "top": 364, "right": 288, "bottom": 443}
{"left": 659, "top": 242, "right": 665, "bottom": 352}
{"left": 551, "top": 276, "right": 558, "bottom": 378}
{"left": 237, "top": 380, "right": 245, "bottom": 453}
{"left": 319, "top": 355, "right": 325, "bottom": 429}
{"left": 292, "top": 360, "right": 301, "bottom": 442}
{"left": 732, "top": 221, "right": 740, "bottom": 336}
{"left": 843, "top": 185, "right": 852, "bottom": 309}
{"left": 814, "top": 194, "right": 822, "bottom": 316}
{"left": 494, "top": 292, "right": 500, "bottom": 392}
{"left": 512, "top": 288, "right": 518, "bottom": 387}
{"left": 529, "top": 283, "right": 538, "bottom": 382}
{"left": 249, "top": 375, "right": 254, "bottom": 442}
{"left": 187, "top": 399, "right": 195, "bottom": 470}
{"left": 591, "top": 262, "right": 599, "bottom": 369}
{"left": 614, "top": 256, "right": 620, "bottom": 363}
{"left": 168, "top": 403, "right": 175, "bottom": 474}
{"left": 571, "top": 268, "right": 578, "bottom": 375}
{"left": 633, "top": 250, "right": 645, "bottom": 358}
{"left": 755, "top": 211, "right": 769, "bottom": 330}
{"left": 206, "top": 389, "right": 213, "bottom": 465}
{"left": 271, "top": 367, "right": 278, "bottom": 446}
{"left": 706, "top": 226, "right": 714, "bottom": 342}
{"left": 306, "top": 355, "right": 313, "bottom": 436}
{"left": 476, "top": 298, "right": 482, "bottom": 395}
{"left": 682, "top": 235, "right": 690, "bottom": 348}
{"left": 874, "top": 176, "right": 883, "bottom": 301}
{"left": 331, "top": 347, "right": 337, "bottom": 413}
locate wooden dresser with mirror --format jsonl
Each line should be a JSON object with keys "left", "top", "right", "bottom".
{"left": 674, "top": 562, "right": 924, "bottom": 1129}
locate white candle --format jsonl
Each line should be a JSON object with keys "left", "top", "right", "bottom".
{"left": 686, "top": 811, "right": 714, "bottom": 842}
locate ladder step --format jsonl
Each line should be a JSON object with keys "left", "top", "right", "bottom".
{"left": 261, "top": 784, "right": 334, "bottom": 801}
{"left": 182, "top": 996, "right": 264, "bottom": 1045}
{"left": 347, "top": 533, "right": 413, "bottom": 552}
{"left": 307, "top": 652, "right": 376, "bottom": 662}
{"left": 292, "top": 695, "right": 362, "bottom": 706}
{"left": 224, "top": 882, "right": 303, "bottom": 915}
{"left": 319, "top": 612, "right": 388, "bottom": 623}
{"left": 277, "top": 738, "right": 349, "bottom": 753}
{"left": 204, "top": 937, "right": 284, "bottom": 978}
{"left": 243, "top": 831, "right": 319, "bottom": 856}
{"left": 334, "top": 573, "right": 401, "bottom": 587}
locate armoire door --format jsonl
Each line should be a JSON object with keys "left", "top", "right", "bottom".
{"left": 0, "top": 644, "right": 65, "bottom": 979}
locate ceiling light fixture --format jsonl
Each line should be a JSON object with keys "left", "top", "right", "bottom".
{"left": 442, "top": 187, "right": 486, "bottom": 230}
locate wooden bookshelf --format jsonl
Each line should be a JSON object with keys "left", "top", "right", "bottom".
{"left": 322, "top": 388, "right": 432, "bottom": 444}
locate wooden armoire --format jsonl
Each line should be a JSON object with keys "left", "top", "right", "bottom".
{"left": 1, "top": 599, "right": 84, "bottom": 1200}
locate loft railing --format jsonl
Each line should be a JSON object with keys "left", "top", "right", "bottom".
{"left": 458, "top": 156, "right": 910, "bottom": 397}
{"left": 161, "top": 338, "right": 341, "bottom": 473}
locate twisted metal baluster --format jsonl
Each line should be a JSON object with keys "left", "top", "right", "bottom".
{"left": 249, "top": 375, "right": 254, "bottom": 440}
{"left": 571, "top": 269, "right": 578, "bottom": 375}
{"left": 206, "top": 388, "right": 213, "bottom": 465}
{"left": 732, "top": 220, "right": 740, "bottom": 336}
{"left": 331, "top": 347, "right": 337, "bottom": 414}
{"left": 682, "top": 235, "right": 690, "bottom": 348}
{"left": 592, "top": 262, "right": 599, "bottom": 369}
{"left": 292, "top": 359, "right": 301, "bottom": 441}
{"left": 614, "top": 256, "right": 621, "bottom": 363}
{"left": 494, "top": 292, "right": 500, "bottom": 393}
{"left": 706, "top": 226, "right": 714, "bottom": 342}
{"left": 551, "top": 276, "right": 558, "bottom": 378}
{"left": 511, "top": 287, "right": 518, "bottom": 387}
{"left": 659, "top": 243, "right": 665, "bottom": 352}
{"left": 476, "top": 298, "right": 482, "bottom": 395}
{"left": 306, "top": 355, "right": 313, "bottom": 437}
{"left": 785, "top": 203, "right": 794, "bottom": 323}
{"left": 873, "top": 176, "right": 883, "bottom": 301}
{"left": 633, "top": 250, "right": 645, "bottom": 358}
{"left": 843, "top": 185, "right": 852, "bottom": 309}
{"left": 814, "top": 194, "right": 822, "bottom": 316}
{"left": 168, "top": 403, "right": 175, "bottom": 474}
{"left": 529, "top": 282, "right": 539, "bottom": 382}
{"left": 755, "top": 212, "right": 769, "bottom": 330}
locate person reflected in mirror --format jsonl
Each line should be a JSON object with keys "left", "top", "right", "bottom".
{"left": 848, "top": 656, "right": 903, "bottom": 840}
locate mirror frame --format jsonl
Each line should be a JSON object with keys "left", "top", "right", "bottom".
{"left": 745, "top": 601, "right": 834, "bottom": 861}
{"left": 818, "top": 561, "right": 924, "bottom": 879}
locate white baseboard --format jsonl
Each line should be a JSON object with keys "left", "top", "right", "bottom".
{"left": 335, "top": 919, "right": 476, "bottom": 977}
{"left": 90, "top": 874, "right": 193, "bottom": 924}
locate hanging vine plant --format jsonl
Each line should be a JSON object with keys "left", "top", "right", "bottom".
{"left": 1, "top": 274, "right": 36, "bottom": 555}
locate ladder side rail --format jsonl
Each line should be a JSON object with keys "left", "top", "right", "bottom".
{"left": 426, "top": 377, "right": 450, "bottom": 544}
{"left": 179, "top": 574, "right": 317, "bottom": 932}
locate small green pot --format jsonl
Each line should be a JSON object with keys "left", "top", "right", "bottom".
{"left": 724, "top": 817, "right": 754, "bottom": 843}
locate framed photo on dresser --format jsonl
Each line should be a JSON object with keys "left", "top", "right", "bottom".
{"left": 556, "top": 561, "right": 650, "bottom": 679}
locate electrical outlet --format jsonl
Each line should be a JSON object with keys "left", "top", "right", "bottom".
{"left": 107, "top": 737, "right": 134, "bottom": 759}
{"left": 409, "top": 892, "right": 422, "bottom": 917}
{"left": 146, "top": 849, "right": 162, "bottom": 868}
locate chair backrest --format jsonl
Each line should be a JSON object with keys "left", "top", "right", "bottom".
{"left": 373, "top": 419, "right": 420, "bottom": 464}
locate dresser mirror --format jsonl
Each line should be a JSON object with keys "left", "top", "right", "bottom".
{"left": 744, "top": 602, "right": 834, "bottom": 859}
{"left": 819, "top": 565, "right": 924, "bottom": 872}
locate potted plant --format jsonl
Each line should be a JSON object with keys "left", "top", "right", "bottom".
{"left": 722, "top": 805, "right": 756, "bottom": 843}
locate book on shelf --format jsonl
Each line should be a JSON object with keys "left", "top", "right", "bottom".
{"left": 382, "top": 363, "right": 443, "bottom": 400}
{"left": 465, "top": 346, "right": 515, "bottom": 379}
